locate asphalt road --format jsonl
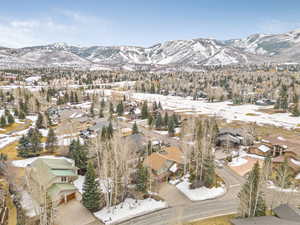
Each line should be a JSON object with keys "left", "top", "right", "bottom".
{"left": 119, "top": 166, "right": 244, "bottom": 225}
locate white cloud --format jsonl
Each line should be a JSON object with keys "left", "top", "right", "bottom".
{"left": 0, "top": 10, "right": 111, "bottom": 48}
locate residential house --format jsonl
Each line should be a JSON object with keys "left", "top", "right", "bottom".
{"left": 231, "top": 204, "right": 300, "bottom": 225}
{"left": 144, "top": 146, "right": 184, "bottom": 181}
{"left": 216, "top": 128, "right": 254, "bottom": 148}
{"left": 26, "top": 158, "right": 80, "bottom": 207}
{"left": 248, "top": 139, "right": 287, "bottom": 157}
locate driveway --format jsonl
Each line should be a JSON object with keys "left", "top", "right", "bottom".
{"left": 158, "top": 182, "right": 191, "bottom": 207}
{"left": 55, "top": 200, "right": 102, "bottom": 225}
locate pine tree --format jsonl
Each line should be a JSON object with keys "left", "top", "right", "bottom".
{"left": 292, "top": 94, "right": 300, "bottom": 116}
{"left": 82, "top": 162, "right": 101, "bottom": 212}
{"left": 101, "top": 127, "right": 107, "bottom": 140}
{"left": 163, "top": 112, "right": 169, "bottom": 127}
{"left": 90, "top": 102, "right": 95, "bottom": 117}
{"left": 17, "top": 128, "right": 42, "bottom": 157}
{"left": 172, "top": 114, "right": 179, "bottom": 127}
{"left": 155, "top": 113, "right": 162, "bottom": 129}
{"left": 132, "top": 122, "right": 139, "bottom": 134}
{"left": 109, "top": 102, "right": 114, "bottom": 115}
{"left": 238, "top": 162, "right": 266, "bottom": 218}
{"left": 69, "top": 139, "right": 88, "bottom": 174}
{"left": 19, "top": 111, "right": 26, "bottom": 120}
{"left": 0, "top": 115, "right": 6, "bottom": 127}
{"left": 98, "top": 107, "right": 104, "bottom": 118}
{"left": 135, "top": 162, "right": 149, "bottom": 193}
{"left": 116, "top": 101, "right": 124, "bottom": 116}
{"left": 168, "top": 118, "right": 175, "bottom": 136}
{"left": 141, "top": 101, "right": 148, "bottom": 119}
{"left": 14, "top": 108, "right": 19, "bottom": 117}
{"left": 148, "top": 114, "right": 153, "bottom": 127}
{"left": 7, "top": 112, "right": 15, "bottom": 125}
{"left": 107, "top": 121, "right": 113, "bottom": 139}
{"left": 36, "top": 113, "right": 44, "bottom": 129}
{"left": 203, "top": 157, "right": 216, "bottom": 187}
{"left": 45, "top": 128, "right": 58, "bottom": 153}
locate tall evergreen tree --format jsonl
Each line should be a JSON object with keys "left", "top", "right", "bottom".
{"left": 18, "top": 128, "right": 42, "bottom": 157}
{"left": 98, "top": 107, "right": 104, "bottom": 118}
{"left": 109, "top": 102, "right": 114, "bottom": 115}
{"left": 36, "top": 113, "right": 44, "bottom": 129}
{"left": 106, "top": 121, "right": 113, "bottom": 139}
{"left": 45, "top": 128, "right": 58, "bottom": 153}
{"left": 141, "top": 101, "right": 148, "bottom": 119}
{"left": 148, "top": 114, "right": 153, "bottom": 127}
{"left": 0, "top": 115, "right": 6, "bottom": 127}
{"left": 116, "top": 101, "right": 124, "bottom": 116}
{"left": 7, "top": 112, "right": 15, "bottom": 125}
{"left": 163, "top": 112, "right": 169, "bottom": 127}
{"left": 132, "top": 122, "right": 139, "bottom": 134}
{"left": 135, "top": 162, "right": 149, "bottom": 193}
{"left": 82, "top": 162, "right": 101, "bottom": 212}
{"left": 155, "top": 113, "right": 162, "bottom": 129}
{"left": 168, "top": 118, "right": 175, "bottom": 137}
{"left": 90, "top": 102, "right": 95, "bottom": 117}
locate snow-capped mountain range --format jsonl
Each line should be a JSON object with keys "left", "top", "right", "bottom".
{"left": 1, "top": 29, "right": 300, "bottom": 71}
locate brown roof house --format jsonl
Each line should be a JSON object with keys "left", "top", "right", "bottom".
{"left": 26, "top": 158, "right": 80, "bottom": 207}
{"left": 144, "top": 146, "right": 185, "bottom": 181}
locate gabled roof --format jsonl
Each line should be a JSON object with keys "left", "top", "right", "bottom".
{"left": 47, "top": 183, "right": 77, "bottom": 199}
{"left": 30, "top": 158, "right": 77, "bottom": 187}
{"left": 273, "top": 204, "right": 300, "bottom": 222}
{"left": 144, "top": 146, "right": 184, "bottom": 172}
{"left": 231, "top": 216, "right": 299, "bottom": 225}
{"left": 36, "top": 158, "right": 75, "bottom": 170}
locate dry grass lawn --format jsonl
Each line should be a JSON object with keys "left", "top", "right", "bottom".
{"left": 0, "top": 123, "right": 21, "bottom": 134}
{"left": 0, "top": 141, "right": 20, "bottom": 160}
{"left": 187, "top": 214, "right": 235, "bottom": 225}
{"left": 0, "top": 179, "right": 17, "bottom": 225}
{"left": 245, "top": 113, "right": 258, "bottom": 116}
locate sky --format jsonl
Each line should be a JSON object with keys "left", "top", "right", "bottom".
{"left": 1, "top": 0, "right": 300, "bottom": 48}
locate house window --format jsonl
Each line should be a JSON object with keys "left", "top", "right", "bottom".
{"left": 61, "top": 177, "right": 67, "bottom": 182}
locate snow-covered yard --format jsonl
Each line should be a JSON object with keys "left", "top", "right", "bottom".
{"left": 74, "top": 175, "right": 112, "bottom": 194}
{"left": 175, "top": 175, "right": 226, "bottom": 201}
{"left": 94, "top": 198, "right": 167, "bottom": 225}
{"left": 267, "top": 181, "right": 299, "bottom": 193}
{"left": 228, "top": 157, "right": 248, "bottom": 167}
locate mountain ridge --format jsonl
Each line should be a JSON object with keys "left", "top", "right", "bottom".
{"left": 0, "top": 29, "right": 300, "bottom": 71}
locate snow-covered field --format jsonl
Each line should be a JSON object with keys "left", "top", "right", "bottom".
{"left": 125, "top": 92, "right": 300, "bottom": 130}
{"left": 12, "top": 155, "right": 73, "bottom": 167}
{"left": 94, "top": 198, "right": 167, "bottom": 225}
{"left": 175, "top": 175, "right": 226, "bottom": 201}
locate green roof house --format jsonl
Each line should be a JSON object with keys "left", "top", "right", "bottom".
{"left": 26, "top": 158, "right": 80, "bottom": 206}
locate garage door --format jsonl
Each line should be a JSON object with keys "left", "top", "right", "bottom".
{"left": 66, "top": 192, "right": 76, "bottom": 202}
